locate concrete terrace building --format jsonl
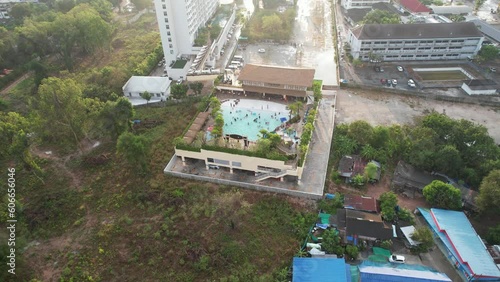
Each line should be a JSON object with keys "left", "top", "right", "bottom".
{"left": 122, "top": 76, "right": 171, "bottom": 106}
{"left": 348, "top": 22, "right": 484, "bottom": 61}
{"left": 153, "top": 0, "right": 218, "bottom": 66}
{"left": 341, "top": 0, "right": 390, "bottom": 10}
{"left": 238, "top": 64, "right": 315, "bottom": 99}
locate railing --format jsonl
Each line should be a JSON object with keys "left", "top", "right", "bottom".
{"left": 255, "top": 170, "right": 288, "bottom": 182}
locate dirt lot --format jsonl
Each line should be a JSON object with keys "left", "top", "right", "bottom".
{"left": 335, "top": 89, "right": 500, "bottom": 143}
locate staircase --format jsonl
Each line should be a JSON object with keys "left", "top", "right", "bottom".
{"left": 255, "top": 170, "right": 288, "bottom": 182}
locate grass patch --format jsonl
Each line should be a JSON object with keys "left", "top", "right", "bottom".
{"left": 171, "top": 59, "right": 187, "bottom": 69}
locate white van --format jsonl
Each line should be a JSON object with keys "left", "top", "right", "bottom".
{"left": 228, "top": 64, "right": 238, "bottom": 69}
{"left": 233, "top": 55, "right": 243, "bottom": 61}
{"left": 231, "top": 61, "right": 241, "bottom": 66}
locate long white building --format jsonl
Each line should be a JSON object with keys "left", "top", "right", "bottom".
{"left": 348, "top": 22, "right": 484, "bottom": 61}
{"left": 341, "top": 0, "right": 390, "bottom": 10}
{"left": 153, "top": 0, "right": 218, "bottom": 65}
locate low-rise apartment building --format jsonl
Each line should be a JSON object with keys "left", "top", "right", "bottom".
{"left": 348, "top": 22, "right": 484, "bottom": 61}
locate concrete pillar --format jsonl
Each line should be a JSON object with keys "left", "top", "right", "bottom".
{"left": 181, "top": 156, "right": 186, "bottom": 166}
{"left": 280, "top": 177, "right": 284, "bottom": 182}
{"left": 230, "top": 167, "right": 233, "bottom": 174}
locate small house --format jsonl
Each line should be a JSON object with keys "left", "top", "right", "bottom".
{"left": 122, "top": 76, "right": 171, "bottom": 106}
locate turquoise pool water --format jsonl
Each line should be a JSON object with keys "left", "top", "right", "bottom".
{"left": 220, "top": 107, "right": 288, "bottom": 141}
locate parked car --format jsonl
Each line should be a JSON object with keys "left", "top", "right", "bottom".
{"left": 392, "top": 79, "right": 398, "bottom": 86}
{"left": 374, "top": 66, "right": 384, "bottom": 72}
{"left": 389, "top": 255, "right": 405, "bottom": 264}
{"left": 490, "top": 67, "right": 497, "bottom": 73}
{"left": 258, "top": 48, "right": 266, "bottom": 53}
{"left": 407, "top": 79, "right": 416, "bottom": 88}
{"left": 208, "top": 165, "right": 220, "bottom": 169}
{"left": 380, "top": 78, "right": 387, "bottom": 84}
{"left": 397, "top": 65, "right": 404, "bottom": 72}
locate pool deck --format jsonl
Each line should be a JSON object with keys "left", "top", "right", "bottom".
{"left": 164, "top": 91, "right": 337, "bottom": 198}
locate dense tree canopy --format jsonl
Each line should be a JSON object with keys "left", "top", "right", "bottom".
{"left": 411, "top": 227, "right": 434, "bottom": 253}
{"left": 476, "top": 170, "right": 500, "bottom": 215}
{"left": 379, "top": 191, "right": 398, "bottom": 222}
{"left": 478, "top": 45, "right": 500, "bottom": 61}
{"left": 423, "top": 180, "right": 462, "bottom": 210}
{"left": 362, "top": 10, "right": 400, "bottom": 24}
{"left": 333, "top": 112, "right": 500, "bottom": 188}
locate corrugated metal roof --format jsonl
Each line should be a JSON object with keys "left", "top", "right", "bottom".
{"left": 122, "top": 76, "right": 171, "bottom": 94}
{"left": 471, "top": 19, "right": 500, "bottom": 43}
{"left": 292, "top": 257, "right": 348, "bottom": 282}
{"left": 358, "top": 261, "right": 451, "bottom": 281}
{"left": 420, "top": 208, "right": 500, "bottom": 279}
{"left": 400, "top": 226, "right": 421, "bottom": 246}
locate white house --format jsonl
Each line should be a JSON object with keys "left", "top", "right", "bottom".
{"left": 461, "top": 79, "right": 498, "bottom": 95}
{"left": 348, "top": 22, "right": 484, "bottom": 61}
{"left": 122, "top": 76, "right": 171, "bottom": 106}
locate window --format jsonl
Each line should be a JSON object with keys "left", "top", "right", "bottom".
{"left": 167, "top": 31, "right": 171, "bottom": 36}
{"left": 162, "top": 4, "right": 166, "bottom": 9}
{"left": 156, "top": 93, "right": 160, "bottom": 97}
{"left": 170, "top": 50, "right": 173, "bottom": 54}
{"left": 168, "top": 38, "right": 172, "bottom": 42}
{"left": 164, "top": 18, "right": 168, "bottom": 23}
{"left": 169, "top": 44, "right": 173, "bottom": 48}
{"left": 166, "top": 25, "right": 170, "bottom": 29}
{"left": 163, "top": 12, "right": 167, "bottom": 16}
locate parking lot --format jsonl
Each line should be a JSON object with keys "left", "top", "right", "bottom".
{"left": 234, "top": 0, "right": 338, "bottom": 86}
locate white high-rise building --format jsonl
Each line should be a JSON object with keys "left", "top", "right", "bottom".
{"left": 154, "top": 0, "right": 219, "bottom": 65}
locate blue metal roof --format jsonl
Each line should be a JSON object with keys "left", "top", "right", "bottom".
{"left": 419, "top": 208, "right": 500, "bottom": 279}
{"left": 293, "top": 257, "right": 348, "bottom": 282}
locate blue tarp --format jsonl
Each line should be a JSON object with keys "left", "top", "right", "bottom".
{"left": 293, "top": 257, "right": 348, "bottom": 282}
{"left": 280, "top": 117, "right": 287, "bottom": 122}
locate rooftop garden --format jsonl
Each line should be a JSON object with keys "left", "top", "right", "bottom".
{"left": 171, "top": 59, "right": 187, "bottom": 69}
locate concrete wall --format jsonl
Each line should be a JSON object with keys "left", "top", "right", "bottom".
{"left": 461, "top": 84, "right": 498, "bottom": 95}
{"left": 163, "top": 155, "right": 322, "bottom": 199}
{"left": 175, "top": 148, "right": 302, "bottom": 177}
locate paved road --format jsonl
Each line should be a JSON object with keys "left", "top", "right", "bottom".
{"left": 299, "top": 91, "right": 336, "bottom": 194}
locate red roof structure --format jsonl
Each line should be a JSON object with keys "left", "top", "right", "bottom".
{"left": 344, "top": 195, "right": 378, "bottom": 213}
{"left": 400, "top": 0, "right": 431, "bottom": 13}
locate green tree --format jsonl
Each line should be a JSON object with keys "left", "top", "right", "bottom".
{"left": 364, "top": 162, "right": 379, "bottom": 182}
{"left": 287, "top": 101, "right": 303, "bottom": 118}
{"left": 476, "top": 170, "right": 500, "bottom": 215}
{"left": 486, "top": 224, "right": 500, "bottom": 245}
{"left": 379, "top": 191, "right": 398, "bottom": 222}
{"left": 262, "top": 14, "right": 282, "bottom": 35}
{"left": 98, "top": 97, "right": 134, "bottom": 140}
{"left": 423, "top": 180, "right": 462, "bottom": 210}
{"left": 370, "top": 126, "right": 390, "bottom": 149}
{"left": 0, "top": 112, "right": 39, "bottom": 171}
{"left": 171, "top": 84, "right": 188, "bottom": 100}
{"left": 478, "top": 45, "right": 499, "bottom": 61}
{"left": 333, "top": 135, "right": 357, "bottom": 159}
{"left": 411, "top": 227, "right": 434, "bottom": 253}
{"left": 433, "top": 145, "right": 462, "bottom": 177}
{"left": 352, "top": 174, "right": 365, "bottom": 187}
{"left": 322, "top": 229, "right": 344, "bottom": 256}
{"left": 362, "top": 10, "right": 400, "bottom": 24}
{"left": 33, "top": 77, "right": 90, "bottom": 149}
{"left": 317, "top": 193, "right": 343, "bottom": 214}
{"left": 361, "top": 144, "right": 377, "bottom": 160}
{"left": 345, "top": 245, "right": 359, "bottom": 260}
{"left": 140, "top": 91, "right": 152, "bottom": 105}
{"left": 189, "top": 82, "right": 203, "bottom": 95}
{"left": 130, "top": 0, "right": 151, "bottom": 10}
{"left": 348, "top": 120, "right": 373, "bottom": 146}
{"left": 116, "top": 132, "right": 150, "bottom": 172}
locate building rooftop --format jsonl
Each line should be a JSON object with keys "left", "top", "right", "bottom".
{"left": 430, "top": 5, "right": 472, "bottom": 15}
{"left": 122, "top": 76, "right": 171, "bottom": 94}
{"left": 471, "top": 19, "right": 500, "bottom": 43}
{"left": 344, "top": 194, "right": 378, "bottom": 213}
{"left": 352, "top": 22, "right": 482, "bottom": 40}
{"left": 293, "top": 257, "right": 349, "bottom": 282}
{"left": 419, "top": 208, "right": 500, "bottom": 279}
{"left": 400, "top": 0, "right": 431, "bottom": 13}
{"left": 238, "top": 64, "right": 315, "bottom": 88}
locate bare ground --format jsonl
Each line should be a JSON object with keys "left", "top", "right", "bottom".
{"left": 335, "top": 89, "right": 500, "bottom": 143}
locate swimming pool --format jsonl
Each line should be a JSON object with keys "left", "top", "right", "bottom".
{"left": 217, "top": 99, "right": 289, "bottom": 141}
